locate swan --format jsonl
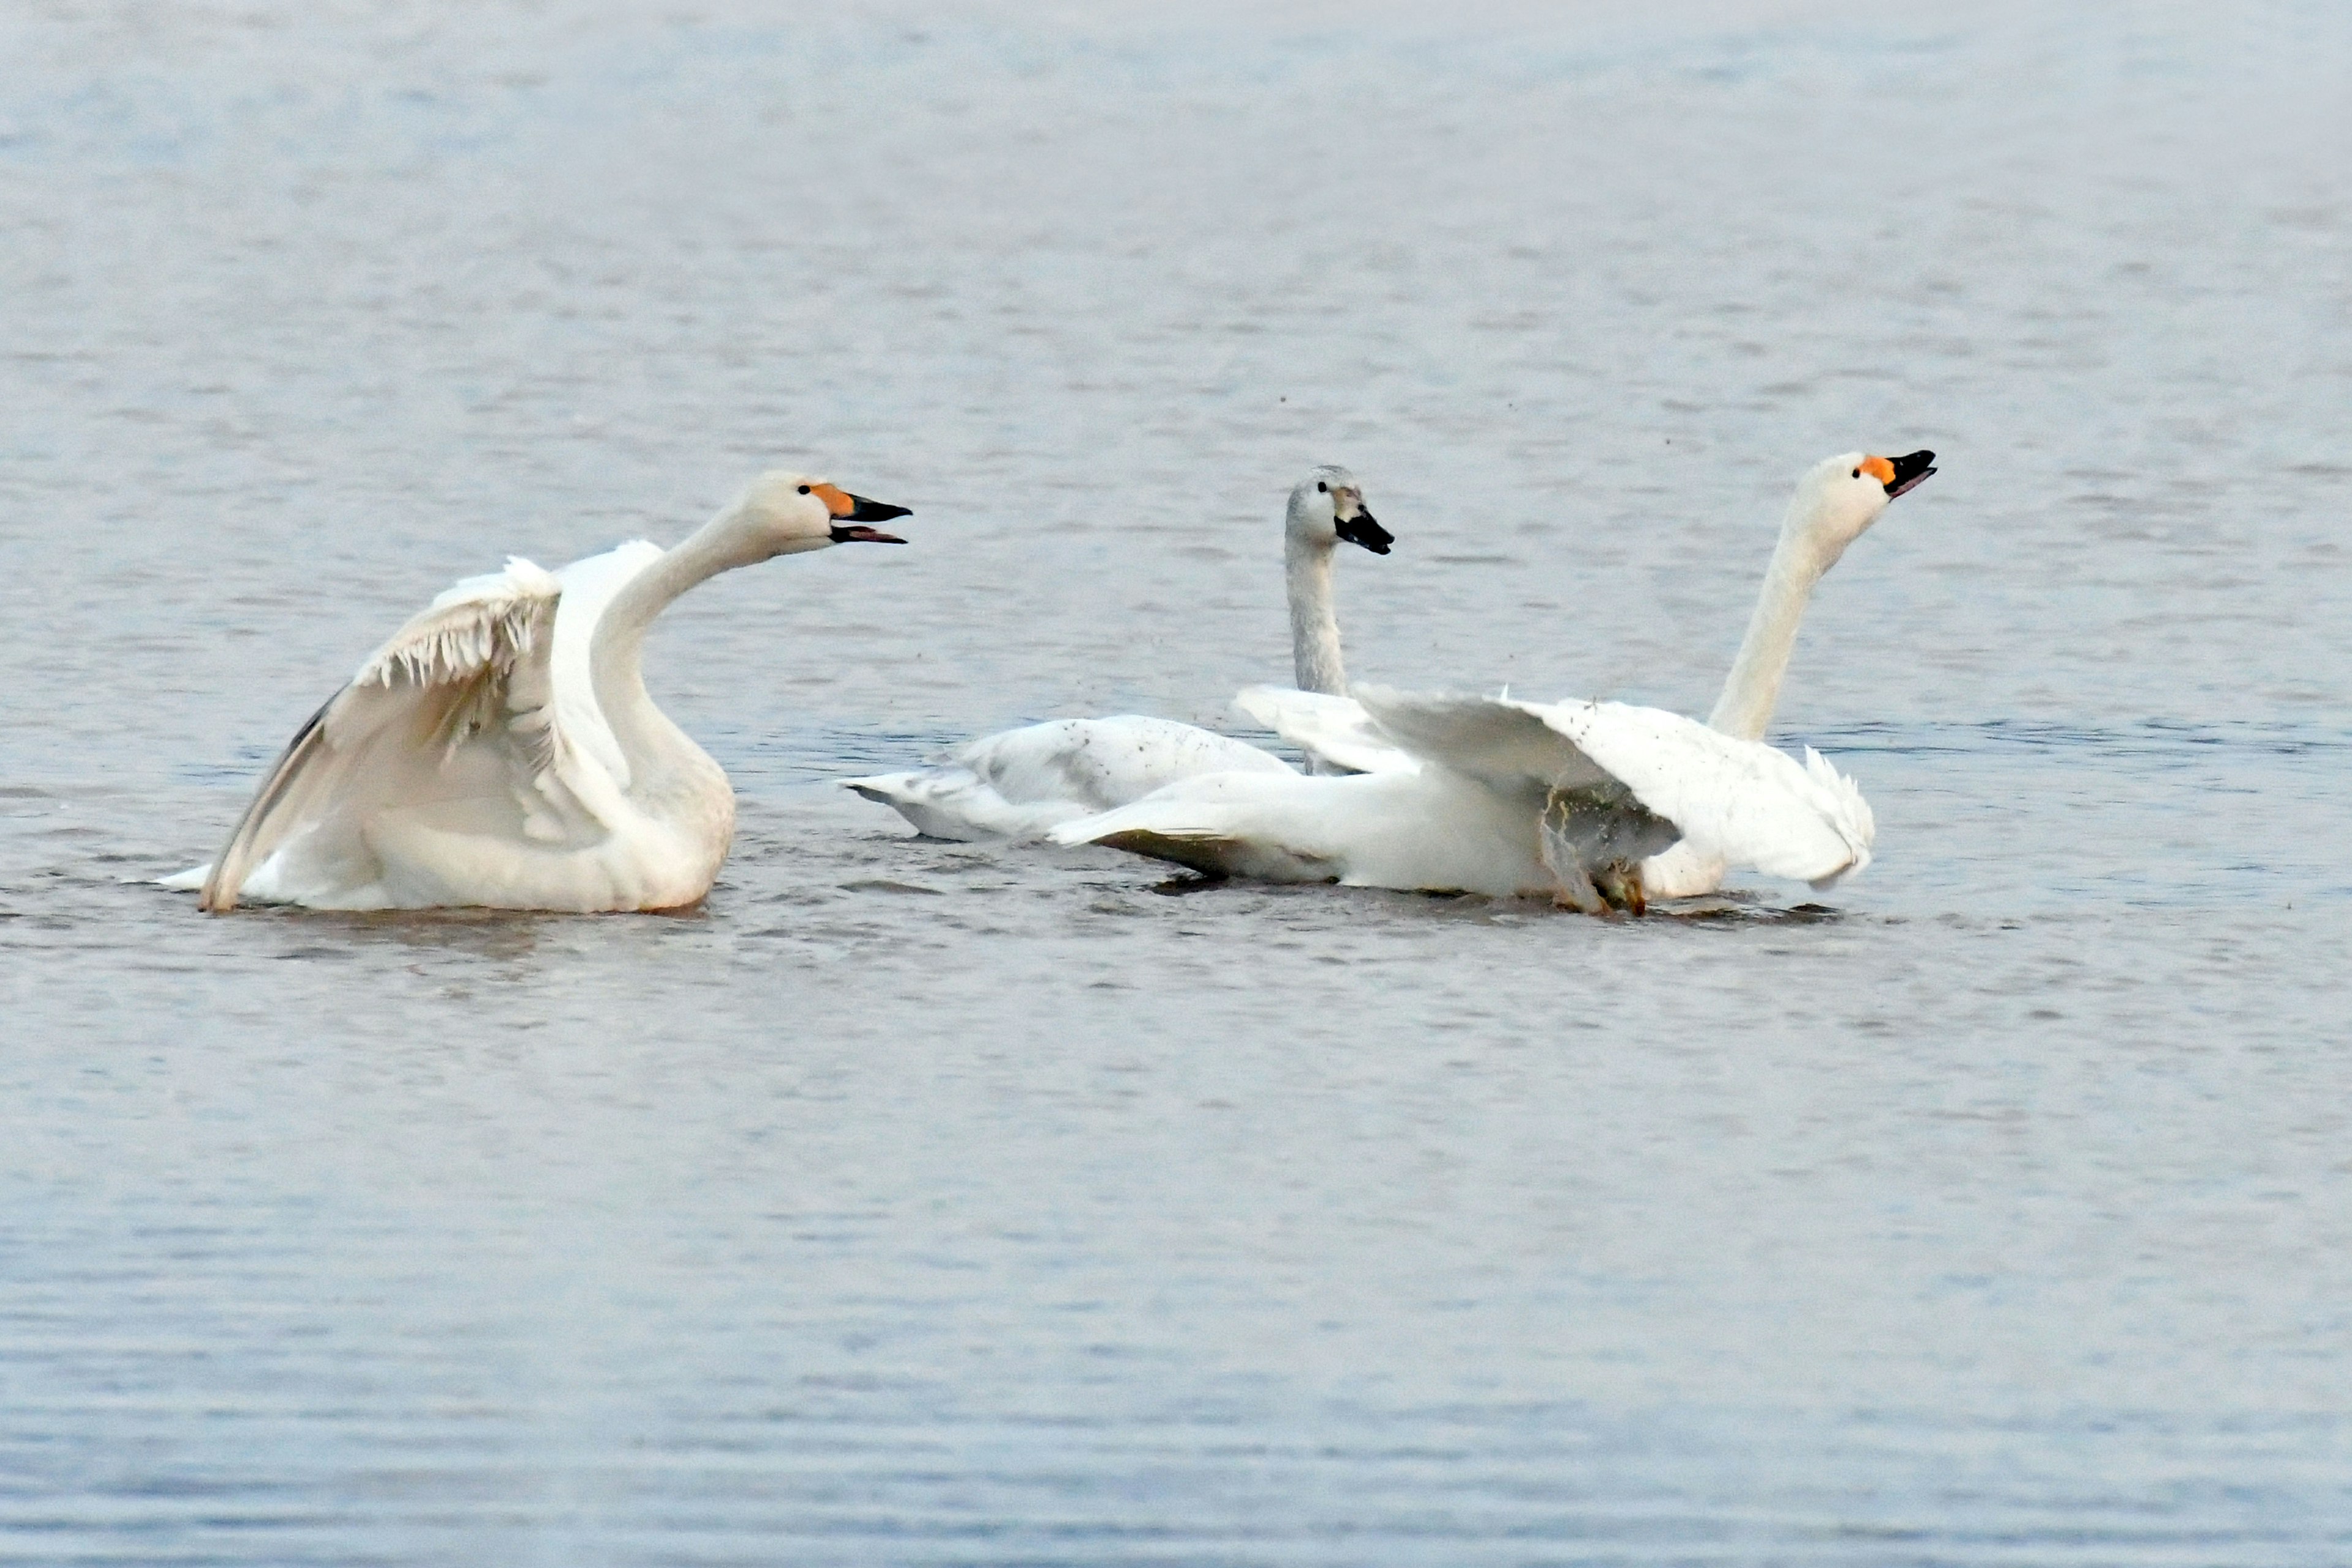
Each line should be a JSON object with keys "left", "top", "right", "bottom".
{"left": 169, "top": 471, "right": 911, "bottom": 913}
{"left": 1051, "top": 686, "right": 1875, "bottom": 912}
{"left": 843, "top": 466, "right": 1392, "bottom": 840}
{"left": 1642, "top": 447, "right": 1934, "bottom": 894}
{"left": 1049, "top": 451, "right": 1934, "bottom": 913}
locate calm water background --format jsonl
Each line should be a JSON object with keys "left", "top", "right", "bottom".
{"left": 5, "top": 1, "right": 2351, "bottom": 1561}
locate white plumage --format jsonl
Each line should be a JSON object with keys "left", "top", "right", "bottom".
{"left": 1105, "top": 447, "right": 1928, "bottom": 907}
{"left": 1052, "top": 448, "right": 1934, "bottom": 911}
{"left": 845, "top": 466, "right": 1392, "bottom": 841}
{"left": 170, "top": 472, "right": 908, "bottom": 913}
{"left": 844, "top": 716, "right": 1292, "bottom": 842}
{"left": 1229, "top": 685, "right": 1415, "bottom": 776}
{"left": 1049, "top": 685, "right": 1874, "bottom": 910}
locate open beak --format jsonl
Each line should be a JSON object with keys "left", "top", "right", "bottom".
{"left": 814, "top": 483, "right": 912, "bottom": 544}
{"left": 1335, "top": 509, "right": 1394, "bottom": 556}
{"left": 1882, "top": 450, "right": 1936, "bottom": 500}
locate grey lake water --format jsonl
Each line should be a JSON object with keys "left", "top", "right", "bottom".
{"left": 5, "top": 1, "right": 2351, "bottom": 1561}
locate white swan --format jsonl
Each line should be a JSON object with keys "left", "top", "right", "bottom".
{"left": 1643, "top": 447, "right": 1934, "bottom": 895}
{"left": 1051, "top": 686, "right": 1874, "bottom": 911}
{"left": 843, "top": 466, "right": 1392, "bottom": 840}
{"left": 1050, "top": 451, "right": 1935, "bottom": 912}
{"left": 170, "top": 471, "right": 910, "bottom": 913}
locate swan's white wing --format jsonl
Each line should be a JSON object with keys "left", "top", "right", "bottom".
{"left": 1353, "top": 685, "right": 1872, "bottom": 889}
{"left": 1518, "top": 699, "right": 1872, "bottom": 886}
{"left": 1045, "top": 768, "right": 1358, "bottom": 880}
{"left": 1349, "top": 686, "right": 1621, "bottom": 793}
{"left": 1636, "top": 747, "right": 1876, "bottom": 899}
{"left": 1232, "top": 686, "right": 1416, "bottom": 775}
{"left": 200, "top": 556, "right": 620, "bottom": 910}
{"left": 845, "top": 715, "right": 1294, "bottom": 842}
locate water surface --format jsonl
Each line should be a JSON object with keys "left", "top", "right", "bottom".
{"left": 4, "top": 1, "right": 2350, "bottom": 1562}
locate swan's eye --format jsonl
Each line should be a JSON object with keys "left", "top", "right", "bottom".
{"left": 797, "top": 484, "right": 812, "bottom": 494}
{"left": 1317, "top": 481, "right": 1328, "bottom": 492}
{"left": 1851, "top": 469, "right": 1861, "bottom": 480}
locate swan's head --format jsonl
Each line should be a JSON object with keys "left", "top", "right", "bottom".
{"left": 1288, "top": 464, "right": 1392, "bottom": 556}
{"left": 733, "top": 470, "right": 911, "bottom": 557}
{"left": 1790, "top": 450, "right": 1936, "bottom": 558}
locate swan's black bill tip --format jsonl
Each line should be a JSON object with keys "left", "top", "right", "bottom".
{"left": 842, "top": 494, "right": 913, "bottom": 524}
{"left": 1883, "top": 450, "right": 1936, "bottom": 500}
{"left": 1336, "top": 513, "right": 1394, "bottom": 555}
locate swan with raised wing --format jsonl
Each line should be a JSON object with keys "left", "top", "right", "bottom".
{"left": 843, "top": 466, "right": 1391, "bottom": 840}
{"left": 1051, "top": 451, "right": 1934, "bottom": 911}
{"left": 170, "top": 471, "right": 910, "bottom": 913}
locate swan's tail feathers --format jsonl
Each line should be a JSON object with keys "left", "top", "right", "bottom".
{"left": 1800, "top": 746, "right": 1876, "bottom": 888}
{"left": 839, "top": 769, "right": 1079, "bottom": 843}
{"left": 159, "top": 862, "right": 211, "bottom": 892}
{"left": 842, "top": 772, "right": 919, "bottom": 804}
{"left": 847, "top": 717, "right": 1294, "bottom": 842}
{"left": 1232, "top": 686, "right": 1413, "bottom": 776}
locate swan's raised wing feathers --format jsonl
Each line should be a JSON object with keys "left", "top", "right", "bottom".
{"left": 349, "top": 559, "right": 558, "bottom": 694}
{"left": 1352, "top": 684, "right": 1872, "bottom": 889}
{"left": 1526, "top": 700, "right": 1872, "bottom": 886}
{"left": 200, "top": 557, "right": 616, "bottom": 910}
{"left": 1232, "top": 687, "right": 1415, "bottom": 775}
{"left": 1351, "top": 686, "right": 1617, "bottom": 794}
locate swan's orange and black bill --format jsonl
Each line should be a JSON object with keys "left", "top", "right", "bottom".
{"left": 813, "top": 483, "right": 911, "bottom": 543}
{"left": 1879, "top": 450, "right": 1936, "bottom": 500}
{"left": 1336, "top": 510, "right": 1393, "bottom": 555}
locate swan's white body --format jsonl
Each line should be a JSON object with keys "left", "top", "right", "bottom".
{"left": 846, "top": 467, "right": 1391, "bottom": 840}
{"left": 172, "top": 472, "right": 909, "bottom": 913}
{"left": 846, "top": 716, "right": 1293, "bottom": 842}
{"left": 1055, "top": 450, "right": 1934, "bottom": 910}
{"left": 1050, "top": 685, "right": 1874, "bottom": 909}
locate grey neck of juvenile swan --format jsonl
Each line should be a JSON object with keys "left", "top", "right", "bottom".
{"left": 590, "top": 503, "right": 769, "bottom": 767}
{"left": 1706, "top": 494, "right": 1841, "bottom": 743}
{"left": 1285, "top": 513, "right": 1347, "bottom": 697}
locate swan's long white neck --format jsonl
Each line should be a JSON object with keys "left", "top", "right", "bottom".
{"left": 1286, "top": 524, "right": 1347, "bottom": 697}
{"left": 1706, "top": 495, "right": 1844, "bottom": 743}
{"left": 590, "top": 507, "right": 769, "bottom": 766}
